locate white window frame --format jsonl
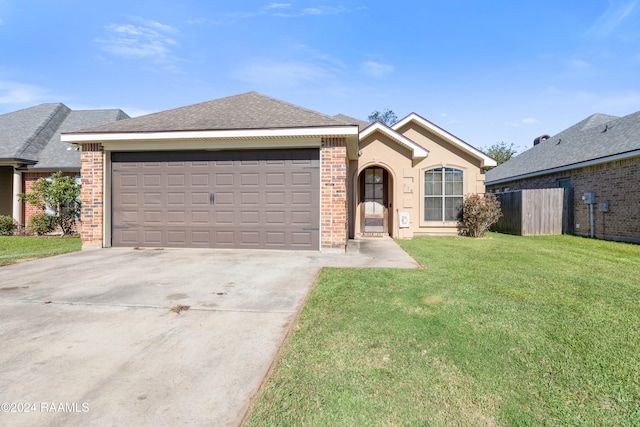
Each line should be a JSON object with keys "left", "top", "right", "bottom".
{"left": 422, "top": 166, "right": 465, "bottom": 224}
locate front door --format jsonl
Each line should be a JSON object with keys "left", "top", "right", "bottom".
{"left": 361, "top": 167, "right": 388, "bottom": 234}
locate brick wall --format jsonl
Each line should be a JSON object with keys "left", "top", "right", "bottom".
{"left": 80, "top": 143, "right": 104, "bottom": 247}
{"left": 487, "top": 156, "right": 640, "bottom": 243}
{"left": 321, "top": 137, "right": 348, "bottom": 250}
{"left": 22, "top": 171, "right": 78, "bottom": 228}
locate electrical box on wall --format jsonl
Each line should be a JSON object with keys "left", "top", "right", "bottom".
{"left": 598, "top": 202, "right": 610, "bottom": 212}
{"left": 582, "top": 192, "right": 596, "bottom": 204}
{"left": 399, "top": 212, "right": 410, "bottom": 228}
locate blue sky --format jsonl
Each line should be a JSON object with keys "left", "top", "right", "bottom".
{"left": 1, "top": 0, "right": 639, "bottom": 152}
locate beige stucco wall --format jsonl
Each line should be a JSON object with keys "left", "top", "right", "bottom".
{"left": 353, "top": 123, "right": 487, "bottom": 239}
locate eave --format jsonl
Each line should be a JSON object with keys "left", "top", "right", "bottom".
{"left": 485, "top": 149, "right": 640, "bottom": 186}
{"left": 392, "top": 113, "right": 496, "bottom": 167}
{"left": 61, "top": 125, "right": 360, "bottom": 156}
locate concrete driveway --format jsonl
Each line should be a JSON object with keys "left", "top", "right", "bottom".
{"left": 0, "top": 238, "right": 418, "bottom": 426}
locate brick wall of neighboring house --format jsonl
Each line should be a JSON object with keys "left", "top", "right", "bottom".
{"left": 22, "top": 171, "right": 78, "bottom": 229}
{"left": 487, "top": 156, "right": 640, "bottom": 243}
{"left": 321, "top": 137, "right": 348, "bottom": 250}
{"left": 79, "top": 143, "right": 104, "bottom": 247}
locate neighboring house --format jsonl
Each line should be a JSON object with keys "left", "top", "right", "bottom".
{"left": 486, "top": 111, "right": 640, "bottom": 243}
{"left": 0, "top": 103, "right": 129, "bottom": 226}
{"left": 62, "top": 92, "right": 495, "bottom": 251}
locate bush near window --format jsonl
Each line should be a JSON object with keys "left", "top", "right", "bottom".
{"left": 459, "top": 193, "right": 502, "bottom": 238}
{"left": 0, "top": 215, "right": 17, "bottom": 236}
{"left": 27, "top": 213, "right": 56, "bottom": 236}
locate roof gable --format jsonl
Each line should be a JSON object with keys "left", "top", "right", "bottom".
{"left": 486, "top": 110, "right": 640, "bottom": 185}
{"left": 359, "top": 122, "right": 429, "bottom": 159}
{"left": 392, "top": 113, "right": 496, "bottom": 167}
{"left": 71, "top": 92, "right": 348, "bottom": 134}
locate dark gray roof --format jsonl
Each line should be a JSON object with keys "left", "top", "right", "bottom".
{"left": 486, "top": 111, "right": 640, "bottom": 184}
{"left": 71, "top": 92, "right": 349, "bottom": 134}
{"left": 333, "top": 114, "right": 370, "bottom": 132}
{"left": 32, "top": 109, "right": 129, "bottom": 169}
{"left": 0, "top": 103, "right": 68, "bottom": 162}
{"left": 0, "top": 103, "right": 128, "bottom": 169}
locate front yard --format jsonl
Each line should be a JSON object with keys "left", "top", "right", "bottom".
{"left": 0, "top": 236, "right": 81, "bottom": 267}
{"left": 245, "top": 233, "right": 640, "bottom": 426}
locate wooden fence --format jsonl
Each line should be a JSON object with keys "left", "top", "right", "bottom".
{"left": 492, "top": 188, "right": 569, "bottom": 236}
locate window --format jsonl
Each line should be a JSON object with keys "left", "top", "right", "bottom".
{"left": 424, "top": 168, "right": 463, "bottom": 222}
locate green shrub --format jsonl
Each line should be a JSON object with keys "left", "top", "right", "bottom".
{"left": 0, "top": 214, "right": 17, "bottom": 236}
{"left": 459, "top": 193, "right": 502, "bottom": 238}
{"left": 28, "top": 213, "right": 56, "bottom": 236}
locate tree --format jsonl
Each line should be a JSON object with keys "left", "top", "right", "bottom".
{"left": 483, "top": 141, "right": 518, "bottom": 168}
{"left": 19, "top": 171, "right": 81, "bottom": 236}
{"left": 368, "top": 109, "right": 398, "bottom": 126}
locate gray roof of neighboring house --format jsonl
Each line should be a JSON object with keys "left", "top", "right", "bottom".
{"left": 33, "top": 109, "right": 129, "bottom": 169}
{"left": 333, "top": 114, "right": 370, "bottom": 132}
{"left": 70, "top": 92, "right": 350, "bottom": 134}
{"left": 0, "top": 103, "right": 128, "bottom": 169}
{"left": 0, "top": 103, "right": 69, "bottom": 162}
{"left": 485, "top": 111, "right": 640, "bottom": 184}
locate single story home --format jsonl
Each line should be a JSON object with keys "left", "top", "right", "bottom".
{"left": 0, "top": 103, "right": 128, "bottom": 226}
{"left": 486, "top": 111, "right": 640, "bottom": 243}
{"left": 62, "top": 92, "right": 495, "bottom": 251}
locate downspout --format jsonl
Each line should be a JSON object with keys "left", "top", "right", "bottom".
{"left": 590, "top": 203, "right": 595, "bottom": 238}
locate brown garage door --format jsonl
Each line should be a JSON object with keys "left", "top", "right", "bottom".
{"left": 111, "top": 149, "right": 320, "bottom": 250}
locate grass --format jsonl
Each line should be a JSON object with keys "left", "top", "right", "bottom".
{"left": 0, "top": 235, "right": 81, "bottom": 266}
{"left": 244, "top": 233, "right": 640, "bottom": 426}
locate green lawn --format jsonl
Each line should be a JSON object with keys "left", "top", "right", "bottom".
{"left": 245, "top": 233, "right": 640, "bottom": 426}
{"left": 0, "top": 236, "right": 81, "bottom": 266}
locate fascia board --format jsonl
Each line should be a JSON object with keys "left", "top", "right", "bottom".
{"left": 99, "top": 138, "right": 323, "bottom": 152}
{"left": 485, "top": 149, "right": 640, "bottom": 186}
{"left": 359, "top": 122, "right": 429, "bottom": 159}
{"left": 393, "top": 113, "right": 497, "bottom": 167}
{"left": 61, "top": 126, "right": 359, "bottom": 143}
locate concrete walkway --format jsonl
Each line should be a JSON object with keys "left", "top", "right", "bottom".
{"left": 0, "top": 238, "right": 418, "bottom": 426}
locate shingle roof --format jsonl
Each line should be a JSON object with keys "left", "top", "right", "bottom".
{"left": 70, "top": 92, "right": 349, "bottom": 134}
{"left": 0, "top": 103, "right": 68, "bottom": 161}
{"left": 485, "top": 111, "right": 640, "bottom": 184}
{"left": 333, "top": 114, "right": 370, "bottom": 132}
{"left": 0, "top": 103, "right": 128, "bottom": 169}
{"left": 32, "top": 109, "right": 129, "bottom": 169}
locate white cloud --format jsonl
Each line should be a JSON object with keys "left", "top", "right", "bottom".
{"left": 586, "top": 1, "right": 636, "bottom": 38}
{"left": 270, "top": 5, "right": 346, "bottom": 17}
{"left": 360, "top": 61, "right": 394, "bottom": 78}
{"left": 569, "top": 59, "right": 590, "bottom": 69}
{"left": 266, "top": 3, "right": 291, "bottom": 9}
{"left": 97, "top": 17, "right": 180, "bottom": 67}
{"left": 0, "top": 80, "right": 47, "bottom": 104}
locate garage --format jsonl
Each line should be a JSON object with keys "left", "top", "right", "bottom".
{"left": 111, "top": 148, "right": 320, "bottom": 250}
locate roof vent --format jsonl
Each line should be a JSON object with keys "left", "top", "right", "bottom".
{"left": 533, "top": 134, "right": 550, "bottom": 146}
